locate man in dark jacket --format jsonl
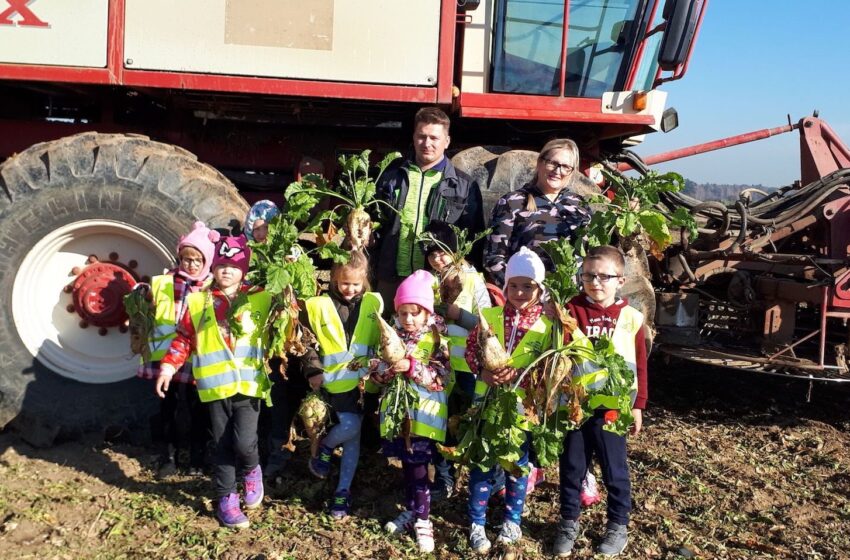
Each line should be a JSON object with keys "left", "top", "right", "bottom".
{"left": 373, "top": 107, "right": 485, "bottom": 309}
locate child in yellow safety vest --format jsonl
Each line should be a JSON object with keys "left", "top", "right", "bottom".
{"left": 157, "top": 235, "right": 272, "bottom": 530}
{"left": 419, "top": 220, "right": 491, "bottom": 501}
{"left": 368, "top": 270, "right": 451, "bottom": 554}
{"left": 463, "top": 246, "right": 553, "bottom": 553}
{"left": 136, "top": 221, "right": 217, "bottom": 478}
{"left": 302, "top": 250, "right": 382, "bottom": 519}
{"left": 552, "top": 245, "right": 648, "bottom": 557}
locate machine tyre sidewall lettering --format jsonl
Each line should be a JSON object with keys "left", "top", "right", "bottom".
{"left": 0, "top": 132, "right": 248, "bottom": 441}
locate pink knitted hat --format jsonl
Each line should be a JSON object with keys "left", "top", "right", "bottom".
{"left": 177, "top": 221, "right": 220, "bottom": 280}
{"left": 394, "top": 270, "right": 435, "bottom": 313}
{"left": 211, "top": 235, "right": 251, "bottom": 276}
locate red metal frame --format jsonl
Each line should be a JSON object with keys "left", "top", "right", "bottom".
{"left": 799, "top": 117, "right": 850, "bottom": 185}
{"left": 557, "top": 0, "right": 570, "bottom": 96}
{"left": 618, "top": 121, "right": 798, "bottom": 171}
{"left": 459, "top": 92, "right": 655, "bottom": 124}
{"left": 0, "top": 0, "right": 668, "bottom": 125}
{"left": 0, "top": 0, "right": 454, "bottom": 104}
{"left": 620, "top": 116, "right": 850, "bottom": 184}
{"left": 623, "top": 0, "right": 662, "bottom": 90}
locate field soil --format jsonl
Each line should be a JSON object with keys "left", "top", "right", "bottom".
{"left": 1, "top": 360, "right": 849, "bottom": 559}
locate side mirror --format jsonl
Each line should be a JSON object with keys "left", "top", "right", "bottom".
{"left": 657, "top": 0, "right": 702, "bottom": 70}
{"left": 457, "top": 0, "right": 481, "bottom": 11}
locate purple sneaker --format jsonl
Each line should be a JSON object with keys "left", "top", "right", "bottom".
{"left": 308, "top": 444, "right": 333, "bottom": 479}
{"left": 330, "top": 489, "right": 351, "bottom": 519}
{"left": 243, "top": 465, "right": 264, "bottom": 509}
{"left": 216, "top": 493, "right": 249, "bottom": 528}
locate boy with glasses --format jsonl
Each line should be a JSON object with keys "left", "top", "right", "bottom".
{"left": 553, "top": 245, "right": 648, "bottom": 557}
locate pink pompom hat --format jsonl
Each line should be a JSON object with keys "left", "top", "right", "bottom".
{"left": 394, "top": 270, "right": 435, "bottom": 313}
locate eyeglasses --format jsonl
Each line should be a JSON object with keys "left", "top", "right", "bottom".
{"left": 541, "top": 158, "right": 575, "bottom": 175}
{"left": 180, "top": 257, "right": 204, "bottom": 266}
{"left": 580, "top": 273, "right": 621, "bottom": 283}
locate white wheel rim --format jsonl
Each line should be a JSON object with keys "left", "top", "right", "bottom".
{"left": 13, "top": 220, "right": 174, "bottom": 383}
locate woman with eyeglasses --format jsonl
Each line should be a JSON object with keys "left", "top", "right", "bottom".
{"left": 483, "top": 138, "right": 592, "bottom": 287}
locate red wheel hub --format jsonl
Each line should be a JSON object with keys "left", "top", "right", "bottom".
{"left": 71, "top": 263, "right": 137, "bottom": 327}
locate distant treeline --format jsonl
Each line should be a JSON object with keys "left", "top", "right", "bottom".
{"left": 682, "top": 179, "right": 776, "bottom": 203}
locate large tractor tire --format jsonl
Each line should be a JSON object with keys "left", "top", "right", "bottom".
{"left": 0, "top": 133, "right": 248, "bottom": 445}
{"left": 452, "top": 146, "right": 655, "bottom": 340}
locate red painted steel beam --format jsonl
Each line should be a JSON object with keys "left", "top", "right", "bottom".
{"left": 107, "top": 0, "right": 125, "bottom": 84}
{"left": 799, "top": 117, "right": 850, "bottom": 185}
{"left": 459, "top": 92, "right": 655, "bottom": 124}
{"left": 619, "top": 122, "right": 797, "bottom": 171}
{"left": 436, "top": 0, "right": 457, "bottom": 104}
{"left": 624, "top": 0, "right": 662, "bottom": 90}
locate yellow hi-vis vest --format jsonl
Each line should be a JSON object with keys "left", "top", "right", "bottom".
{"left": 145, "top": 275, "right": 177, "bottom": 363}
{"left": 186, "top": 289, "right": 272, "bottom": 403}
{"left": 473, "top": 306, "right": 552, "bottom": 399}
{"left": 145, "top": 274, "right": 211, "bottom": 364}
{"left": 379, "top": 330, "right": 449, "bottom": 442}
{"left": 567, "top": 305, "right": 643, "bottom": 410}
{"left": 305, "top": 292, "right": 383, "bottom": 394}
{"left": 445, "top": 272, "right": 483, "bottom": 375}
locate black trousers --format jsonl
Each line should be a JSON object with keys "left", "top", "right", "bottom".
{"left": 159, "top": 381, "right": 209, "bottom": 468}
{"left": 258, "top": 361, "right": 309, "bottom": 470}
{"left": 559, "top": 409, "right": 632, "bottom": 526}
{"left": 207, "top": 394, "right": 261, "bottom": 498}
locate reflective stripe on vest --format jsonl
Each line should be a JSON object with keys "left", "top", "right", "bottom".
{"left": 145, "top": 275, "right": 177, "bottom": 363}
{"left": 379, "top": 331, "right": 448, "bottom": 442}
{"left": 445, "top": 272, "right": 481, "bottom": 375}
{"left": 305, "top": 292, "right": 383, "bottom": 394}
{"left": 187, "top": 289, "right": 272, "bottom": 403}
{"left": 473, "top": 306, "right": 552, "bottom": 399}
{"left": 565, "top": 305, "right": 643, "bottom": 410}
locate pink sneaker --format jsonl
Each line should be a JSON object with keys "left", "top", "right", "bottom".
{"left": 216, "top": 493, "right": 249, "bottom": 528}
{"left": 526, "top": 466, "right": 545, "bottom": 494}
{"left": 243, "top": 465, "right": 264, "bottom": 509}
{"left": 580, "top": 472, "right": 601, "bottom": 507}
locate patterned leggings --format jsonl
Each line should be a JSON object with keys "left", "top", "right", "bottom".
{"left": 468, "top": 435, "right": 530, "bottom": 525}
{"left": 322, "top": 412, "right": 363, "bottom": 493}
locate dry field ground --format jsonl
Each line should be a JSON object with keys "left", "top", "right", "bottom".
{"left": 1, "top": 360, "right": 848, "bottom": 559}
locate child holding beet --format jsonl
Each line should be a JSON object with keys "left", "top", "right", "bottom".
{"left": 156, "top": 236, "right": 272, "bottom": 529}
{"left": 301, "top": 250, "right": 383, "bottom": 519}
{"left": 463, "top": 247, "right": 553, "bottom": 553}
{"left": 369, "top": 270, "right": 451, "bottom": 554}
{"left": 419, "top": 220, "right": 491, "bottom": 500}
{"left": 136, "top": 221, "right": 217, "bottom": 478}
{"left": 553, "top": 245, "right": 648, "bottom": 557}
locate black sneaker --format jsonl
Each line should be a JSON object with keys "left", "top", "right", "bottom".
{"left": 597, "top": 522, "right": 628, "bottom": 556}
{"left": 552, "top": 518, "right": 581, "bottom": 557}
{"left": 430, "top": 482, "right": 454, "bottom": 503}
{"left": 156, "top": 459, "right": 178, "bottom": 479}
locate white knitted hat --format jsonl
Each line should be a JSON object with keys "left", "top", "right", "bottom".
{"left": 504, "top": 246, "right": 546, "bottom": 288}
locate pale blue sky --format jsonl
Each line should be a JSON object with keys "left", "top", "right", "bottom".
{"left": 636, "top": 1, "right": 850, "bottom": 187}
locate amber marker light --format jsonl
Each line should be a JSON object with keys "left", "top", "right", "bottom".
{"left": 632, "top": 90, "right": 648, "bottom": 111}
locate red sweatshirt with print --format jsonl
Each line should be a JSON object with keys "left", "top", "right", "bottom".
{"left": 567, "top": 295, "right": 648, "bottom": 409}
{"left": 161, "top": 284, "right": 260, "bottom": 371}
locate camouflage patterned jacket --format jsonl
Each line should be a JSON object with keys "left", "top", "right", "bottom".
{"left": 484, "top": 183, "right": 591, "bottom": 286}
